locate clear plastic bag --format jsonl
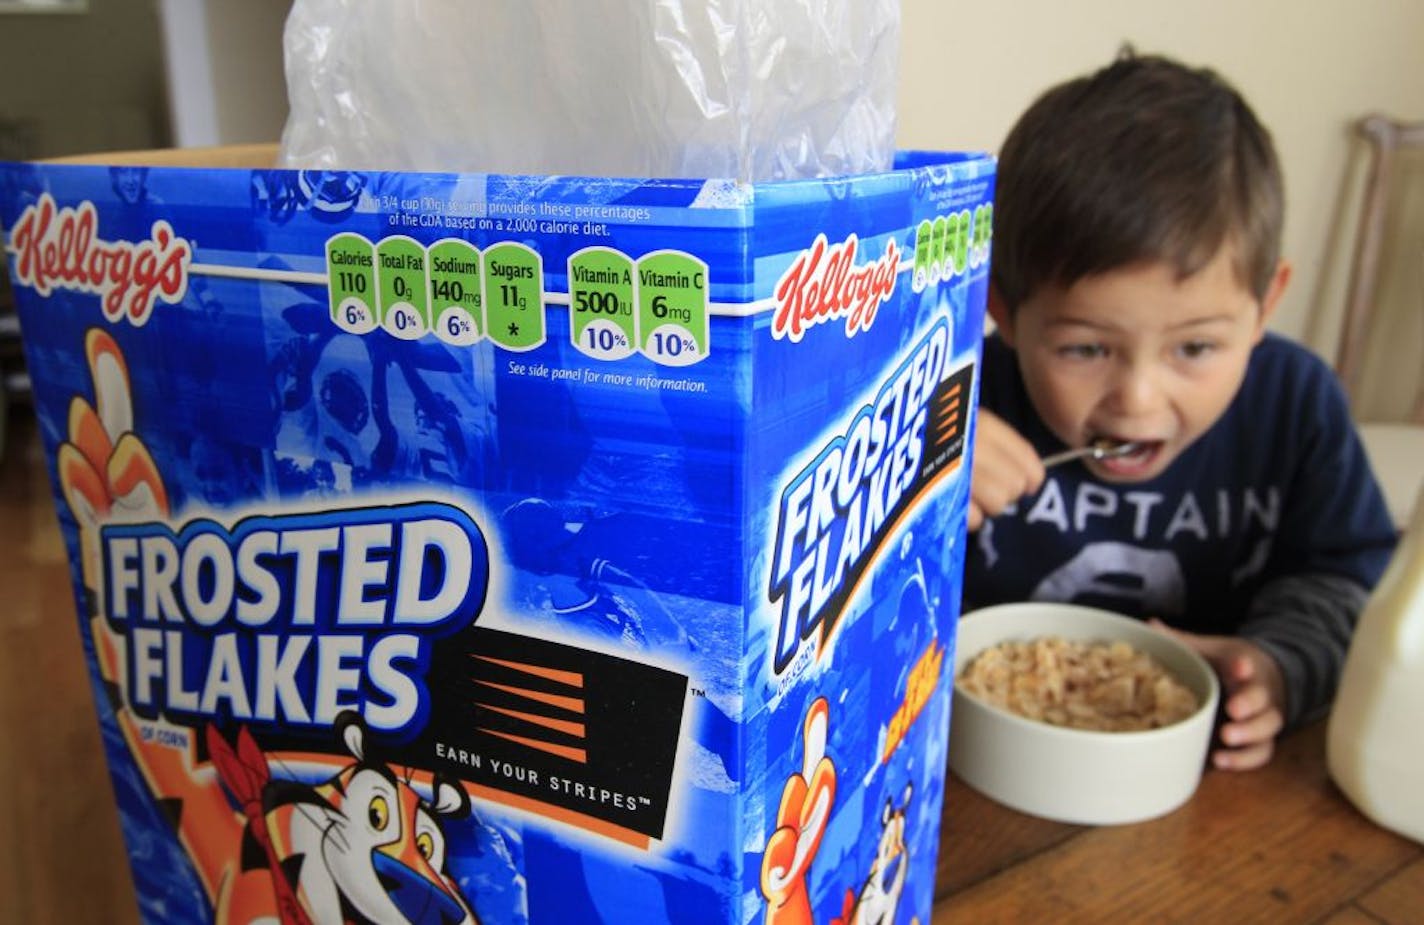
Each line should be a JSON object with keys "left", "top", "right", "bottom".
{"left": 278, "top": 0, "right": 900, "bottom": 181}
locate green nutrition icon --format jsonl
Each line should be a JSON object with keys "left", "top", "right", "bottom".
{"left": 485, "top": 242, "right": 545, "bottom": 351}
{"left": 327, "top": 232, "right": 378, "bottom": 335}
{"left": 429, "top": 239, "right": 485, "bottom": 346}
{"left": 568, "top": 247, "right": 636, "bottom": 361}
{"left": 377, "top": 235, "right": 431, "bottom": 340}
{"left": 637, "top": 250, "right": 709, "bottom": 367}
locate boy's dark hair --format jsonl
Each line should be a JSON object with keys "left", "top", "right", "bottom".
{"left": 992, "top": 50, "right": 1284, "bottom": 309}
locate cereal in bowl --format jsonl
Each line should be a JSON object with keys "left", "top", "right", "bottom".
{"left": 957, "top": 636, "right": 1200, "bottom": 732}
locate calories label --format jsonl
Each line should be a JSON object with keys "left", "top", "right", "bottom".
{"left": 327, "top": 233, "right": 378, "bottom": 334}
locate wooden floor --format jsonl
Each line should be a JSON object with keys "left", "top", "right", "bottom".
{"left": 0, "top": 415, "right": 139, "bottom": 924}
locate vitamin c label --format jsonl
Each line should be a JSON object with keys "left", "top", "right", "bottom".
{"left": 637, "top": 250, "right": 709, "bottom": 367}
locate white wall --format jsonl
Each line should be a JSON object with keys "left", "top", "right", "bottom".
{"left": 898, "top": 0, "right": 1424, "bottom": 378}
{"left": 157, "top": 0, "right": 288, "bottom": 148}
{"left": 0, "top": 0, "right": 168, "bottom": 156}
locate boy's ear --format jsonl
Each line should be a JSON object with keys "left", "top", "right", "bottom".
{"left": 1254, "top": 260, "right": 1292, "bottom": 341}
{"left": 987, "top": 284, "right": 1016, "bottom": 347}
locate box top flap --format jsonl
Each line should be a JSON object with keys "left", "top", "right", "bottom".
{"left": 45, "top": 143, "right": 279, "bottom": 169}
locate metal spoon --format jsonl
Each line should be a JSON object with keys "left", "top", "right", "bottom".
{"left": 1040, "top": 438, "right": 1144, "bottom": 469}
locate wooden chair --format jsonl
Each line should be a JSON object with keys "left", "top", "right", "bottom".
{"left": 1337, "top": 114, "right": 1424, "bottom": 529}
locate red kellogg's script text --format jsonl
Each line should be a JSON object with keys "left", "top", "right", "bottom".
{"left": 772, "top": 233, "right": 899, "bottom": 342}
{"left": 9, "top": 194, "right": 190, "bottom": 326}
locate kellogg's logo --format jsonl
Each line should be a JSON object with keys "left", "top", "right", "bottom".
{"left": 8, "top": 193, "right": 191, "bottom": 326}
{"left": 771, "top": 232, "right": 900, "bottom": 343}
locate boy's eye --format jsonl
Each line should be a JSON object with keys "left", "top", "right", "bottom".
{"left": 1177, "top": 340, "right": 1218, "bottom": 359}
{"left": 1056, "top": 343, "right": 1106, "bottom": 360}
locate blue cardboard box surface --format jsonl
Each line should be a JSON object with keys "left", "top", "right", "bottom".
{"left": 0, "top": 146, "right": 993, "bottom": 925}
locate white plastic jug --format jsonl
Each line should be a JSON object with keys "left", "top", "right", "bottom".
{"left": 1327, "top": 487, "right": 1424, "bottom": 843}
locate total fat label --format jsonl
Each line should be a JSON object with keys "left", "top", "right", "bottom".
{"left": 377, "top": 235, "right": 431, "bottom": 339}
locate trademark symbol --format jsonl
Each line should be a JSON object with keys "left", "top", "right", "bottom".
{"left": 690, "top": 687, "right": 706, "bottom": 698}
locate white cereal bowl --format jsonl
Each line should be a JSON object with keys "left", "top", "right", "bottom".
{"left": 947, "top": 602, "right": 1220, "bottom": 825}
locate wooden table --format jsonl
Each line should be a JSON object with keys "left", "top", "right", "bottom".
{"left": 932, "top": 722, "right": 1423, "bottom": 923}
{"left": 3, "top": 417, "right": 1420, "bottom": 923}
{"left": 1, "top": 419, "right": 139, "bottom": 923}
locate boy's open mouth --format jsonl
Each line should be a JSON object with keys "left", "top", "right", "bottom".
{"left": 1089, "top": 436, "right": 1164, "bottom": 476}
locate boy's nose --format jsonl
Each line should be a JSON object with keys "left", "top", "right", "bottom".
{"left": 1108, "top": 360, "right": 1164, "bottom": 416}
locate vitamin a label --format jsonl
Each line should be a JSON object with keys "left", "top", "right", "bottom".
{"left": 569, "top": 247, "right": 636, "bottom": 361}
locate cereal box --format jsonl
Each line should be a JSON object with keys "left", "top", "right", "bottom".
{"left": 0, "top": 147, "right": 993, "bottom": 924}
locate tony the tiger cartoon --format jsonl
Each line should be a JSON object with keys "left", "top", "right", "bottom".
{"left": 205, "top": 712, "right": 479, "bottom": 925}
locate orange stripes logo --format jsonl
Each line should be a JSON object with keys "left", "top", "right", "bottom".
{"left": 472, "top": 655, "right": 589, "bottom": 764}
{"left": 933, "top": 380, "right": 965, "bottom": 450}
{"left": 408, "top": 627, "right": 686, "bottom": 845}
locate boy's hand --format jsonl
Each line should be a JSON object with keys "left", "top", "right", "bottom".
{"left": 968, "top": 409, "right": 1045, "bottom": 531}
{"left": 1149, "top": 620, "right": 1286, "bottom": 771}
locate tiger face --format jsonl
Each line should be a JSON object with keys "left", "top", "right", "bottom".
{"left": 268, "top": 714, "right": 478, "bottom": 925}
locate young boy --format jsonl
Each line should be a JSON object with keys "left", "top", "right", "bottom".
{"left": 965, "top": 52, "right": 1398, "bottom": 771}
